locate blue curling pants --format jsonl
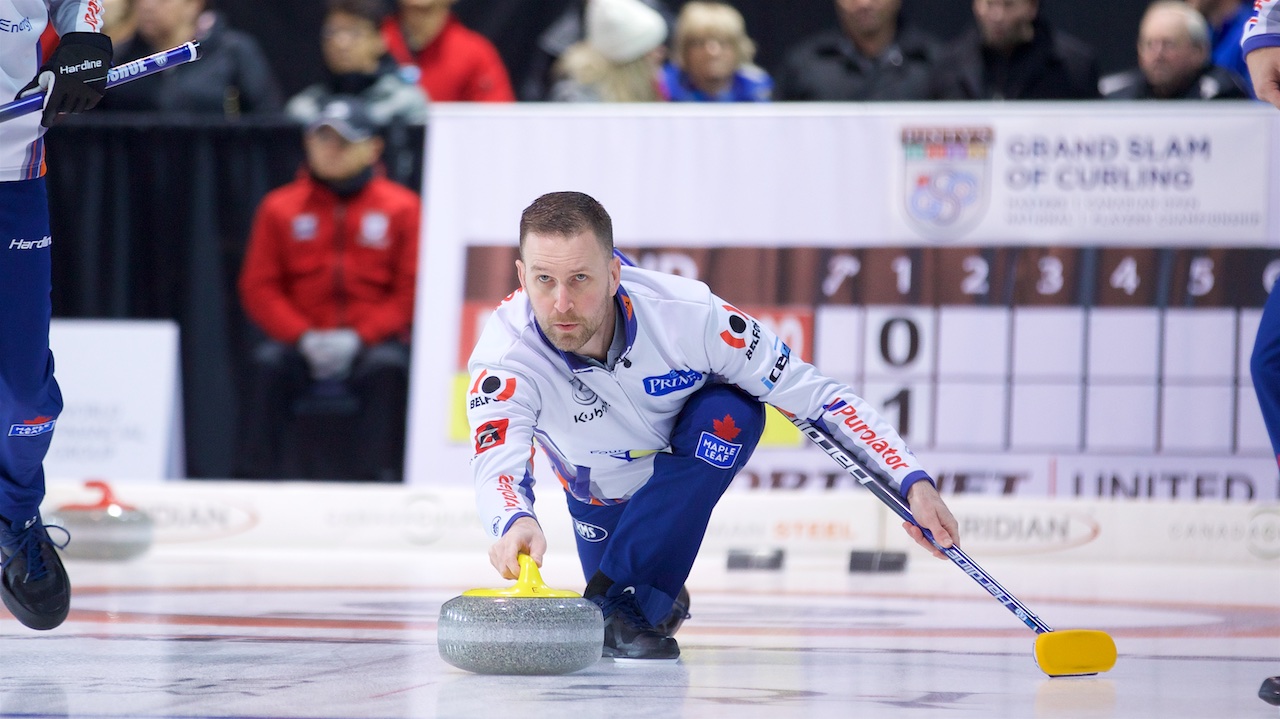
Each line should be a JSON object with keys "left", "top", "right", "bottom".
{"left": 1252, "top": 284, "right": 1280, "bottom": 469}
{"left": 566, "top": 384, "right": 765, "bottom": 625}
{"left": 0, "top": 178, "right": 62, "bottom": 525}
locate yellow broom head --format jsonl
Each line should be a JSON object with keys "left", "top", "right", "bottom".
{"left": 1034, "top": 629, "right": 1118, "bottom": 677}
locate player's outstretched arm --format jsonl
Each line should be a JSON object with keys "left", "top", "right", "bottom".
{"left": 903, "top": 482, "right": 960, "bottom": 560}
{"left": 1248, "top": 47, "right": 1280, "bottom": 110}
{"left": 488, "top": 516, "right": 547, "bottom": 580}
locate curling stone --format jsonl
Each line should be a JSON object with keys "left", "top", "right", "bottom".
{"left": 45, "top": 480, "right": 154, "bottom": 561}
{"left": 438, "top": 555, "right": 603, "bottom": 675}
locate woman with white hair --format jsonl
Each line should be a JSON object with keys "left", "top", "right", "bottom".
{"left": 661, "top": 1, "right": 771, "bottom": 102}
{"left": 551, "top": 0, "right": 670, "bottom": 102}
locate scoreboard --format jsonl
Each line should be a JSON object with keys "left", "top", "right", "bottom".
{"left": 410, "top": 104, "right": 1280, "bottom": 501}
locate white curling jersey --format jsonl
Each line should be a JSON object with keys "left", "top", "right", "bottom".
{"left": 466, "top": 265, "right": 933, "bottom": 538}
{"left": 1244, "top": 0, "right": 1280, "bottom": 52}
{"left": 0, "top": 0, "right": 104, "bottom": 181}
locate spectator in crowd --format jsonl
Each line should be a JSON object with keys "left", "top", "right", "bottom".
{"left": 660, "top": 1, "right": 770, "bottom": 101}
{"left": 930, "top": 0, "right": 1099, "bottom": 100}
{"left": 102, "top": 0, "right": 282, "bottom": 114}
{"left": 1101, "top": 1, "right": 1248, "bottom": 99}
{"left": 517, "top": 0, "right": 674, "bottom": 101}
{"left": 551, "top": 0, "right": 669, "bottom": 102}
{"left": 237, "top": 96, "right": 420, "bottom": 482}
{"left": 1185, "top": 0, "right": 1253, "bottom": 92}
{"left": 103, "top": 0, "right": 139, "bottom": 54}
{"left": 381, "top": 0, "right": 514, "bottom": 101}
{"left": 287, "top": 0, "right": 428, "bottom": 126}
{"left": 775, "top": 0, "right": 939, "bottom": 101}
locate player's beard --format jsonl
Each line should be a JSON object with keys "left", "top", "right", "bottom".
{"left": 537, "top": 307, "right": 606, "bottom": 354}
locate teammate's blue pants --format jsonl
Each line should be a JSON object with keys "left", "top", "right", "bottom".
{"left": 566, "top": 384, "right": 765, "bottom": 625}
{"left": 1252, "top": 284, "right": 1280, "bottom": 468}
{"left": 0, "top": 178, "right": 62, "bottom": 525}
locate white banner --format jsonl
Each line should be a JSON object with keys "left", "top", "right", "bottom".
{"left": 408, "top": 104, "right": 1280, "bottom": 502}
{"left": 46, "top": 320, "right": 183, "bottom": 482}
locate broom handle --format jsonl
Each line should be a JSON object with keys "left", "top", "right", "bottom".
{"left": 0, "top": 42, "right": 200, "bottom": 125}
{"left": 794, "top": 416, "right": 1055, "bottom": 636}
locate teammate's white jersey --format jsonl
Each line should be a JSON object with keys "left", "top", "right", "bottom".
{"left": 0, "top": 0, "right": 104, "bottom": 181}
{"left": 1243, "top": 0, "right": 1280, "bottom": 53}
{"left": 466, "top": 265, "right": 933, "bottom": 538}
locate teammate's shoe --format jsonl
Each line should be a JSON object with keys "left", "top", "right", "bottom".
{"left": 589, "top": 587, "right": 680, "bottom": 660}
{"left": 1260, "top": 676, "right": 1280, "bottom": 706}
{"left": 654, "top": 585, "right": 691, "bottom": 637}
{"left": 0, "top": 515, "right": 71, "bottom": 630}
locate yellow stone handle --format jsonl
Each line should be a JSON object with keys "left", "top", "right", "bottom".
{"left": 463, "top": 554, "right": 583, "bottom": 598}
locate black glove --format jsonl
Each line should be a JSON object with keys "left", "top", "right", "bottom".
{"left": 16, "top": 32, "right": 113, "bottom": 128}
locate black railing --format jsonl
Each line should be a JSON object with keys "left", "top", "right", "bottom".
{"left": 43, "top": 115, "right": 426, "bottom": 478}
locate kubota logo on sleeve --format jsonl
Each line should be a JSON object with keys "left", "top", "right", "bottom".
{"left": 474, "top": 419, "right": 509, "bottom": 454}
{"left": 469, "top": 369, "right": 517, "bottom": 409}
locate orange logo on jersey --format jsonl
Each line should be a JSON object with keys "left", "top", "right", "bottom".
{"left": 474, "top": 419, "right": 509, "bottom": 454}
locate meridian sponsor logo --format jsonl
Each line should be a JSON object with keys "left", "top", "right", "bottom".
{"left": 823, "top": 399, "right": 910, "bottom": 471}
{"left": 8, "top": 236, "right": 51, "bottom": 250}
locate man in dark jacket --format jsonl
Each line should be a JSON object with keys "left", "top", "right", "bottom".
{"left": 776, "top": 0, "right": 939, "bottom": 101}
{"left": 930, "top": 0, "right": 1099, "bottom": 100}
{"left": 102, "top": 0, "right": 281, "bottom": 114}
{"left": 1101, "top": 0, "right": 1248, "bottom": 100}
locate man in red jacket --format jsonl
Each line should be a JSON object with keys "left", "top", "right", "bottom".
{"left": 381, "top": 0, "right": 515, "bottom": 101}
{"left": 238, "top": 95, "right": 421, "bottom": 481}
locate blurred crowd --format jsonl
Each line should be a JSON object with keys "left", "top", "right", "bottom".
{"left": 51, "top": 0, "right": 1261, "bottom": 118}
{"left": 41, "top": 0, "right": 1261, "bottom": 483}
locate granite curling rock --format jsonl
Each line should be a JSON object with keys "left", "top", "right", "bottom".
{"left": 438, "top": 554, "right": 603, "bottom": 675}
{"left": 46, "top": 480, "right": 154, "bottom": 561}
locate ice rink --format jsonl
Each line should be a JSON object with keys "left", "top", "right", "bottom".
{"left": 0, "top": 521, "right": 1275, "bottom": 719}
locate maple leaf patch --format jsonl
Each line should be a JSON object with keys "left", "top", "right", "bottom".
{"left": 712, "top": 414, "right": 741, "bottom": 441}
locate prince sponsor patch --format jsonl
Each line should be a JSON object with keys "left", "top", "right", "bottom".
{"left": 643, "top": 368, "right": 702, "bottom": 396}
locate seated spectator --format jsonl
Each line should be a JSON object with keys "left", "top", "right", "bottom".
{"left": 661, "top": 1, "right": 770, "bottom": 102}
{"left": 1101, "top": 1, "right": 1248, "bottom": 99}
{"left": 287, "top": 0, "right": 428, "bottom": 126}
{"left": 237, "top": 96, "right": 420, "bottom": 482}
{"left": 776, "top": 0, "right": 939, "bottom": 101}
{"left": 930, "top": 0, "right": 1099, "bottom": 100}
{"left": 552, "top": 0, "right": 669, "bottom": 102}
{"left": 102, "top": 0, "right": 282, "bottom": 114}
{"left": 1185, "top": 0, "right": 1254, "bottom": 92}
{"left": 380, "top": 0, "right": 514, "bottom": 101}
{"left": 517, "top": 0, "right": 674, "bottom": 101}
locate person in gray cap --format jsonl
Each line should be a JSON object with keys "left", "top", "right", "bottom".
{"left": 237, "top": 95, "right": 422, "bottom": 482}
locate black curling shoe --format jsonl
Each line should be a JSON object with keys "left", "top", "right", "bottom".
{"left": 589, "top": 587, "right": 680, "bottom": 660}
{"left": 0, "top": 515, "right": 71, "bottom": 630}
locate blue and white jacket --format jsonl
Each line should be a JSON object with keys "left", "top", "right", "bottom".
{"left": 0, "top": 0, "right": 104, "bottom": 181}
{"left": 466, "top": 265, "right": 933, "bottom": 538}
{"left": 1243, "top": 0, "right": 1280, "bottom": 55}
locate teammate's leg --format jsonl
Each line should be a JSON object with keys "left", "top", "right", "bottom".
{"left": 0, "top": 177, "right": 70, "bottom": 630}
{"left": 1251, "top": 284, "right": 1280, "bottom": 469}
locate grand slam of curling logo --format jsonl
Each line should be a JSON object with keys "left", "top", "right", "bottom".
{"left": 902, "top": 127, "right": 993, "bottom": 239}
